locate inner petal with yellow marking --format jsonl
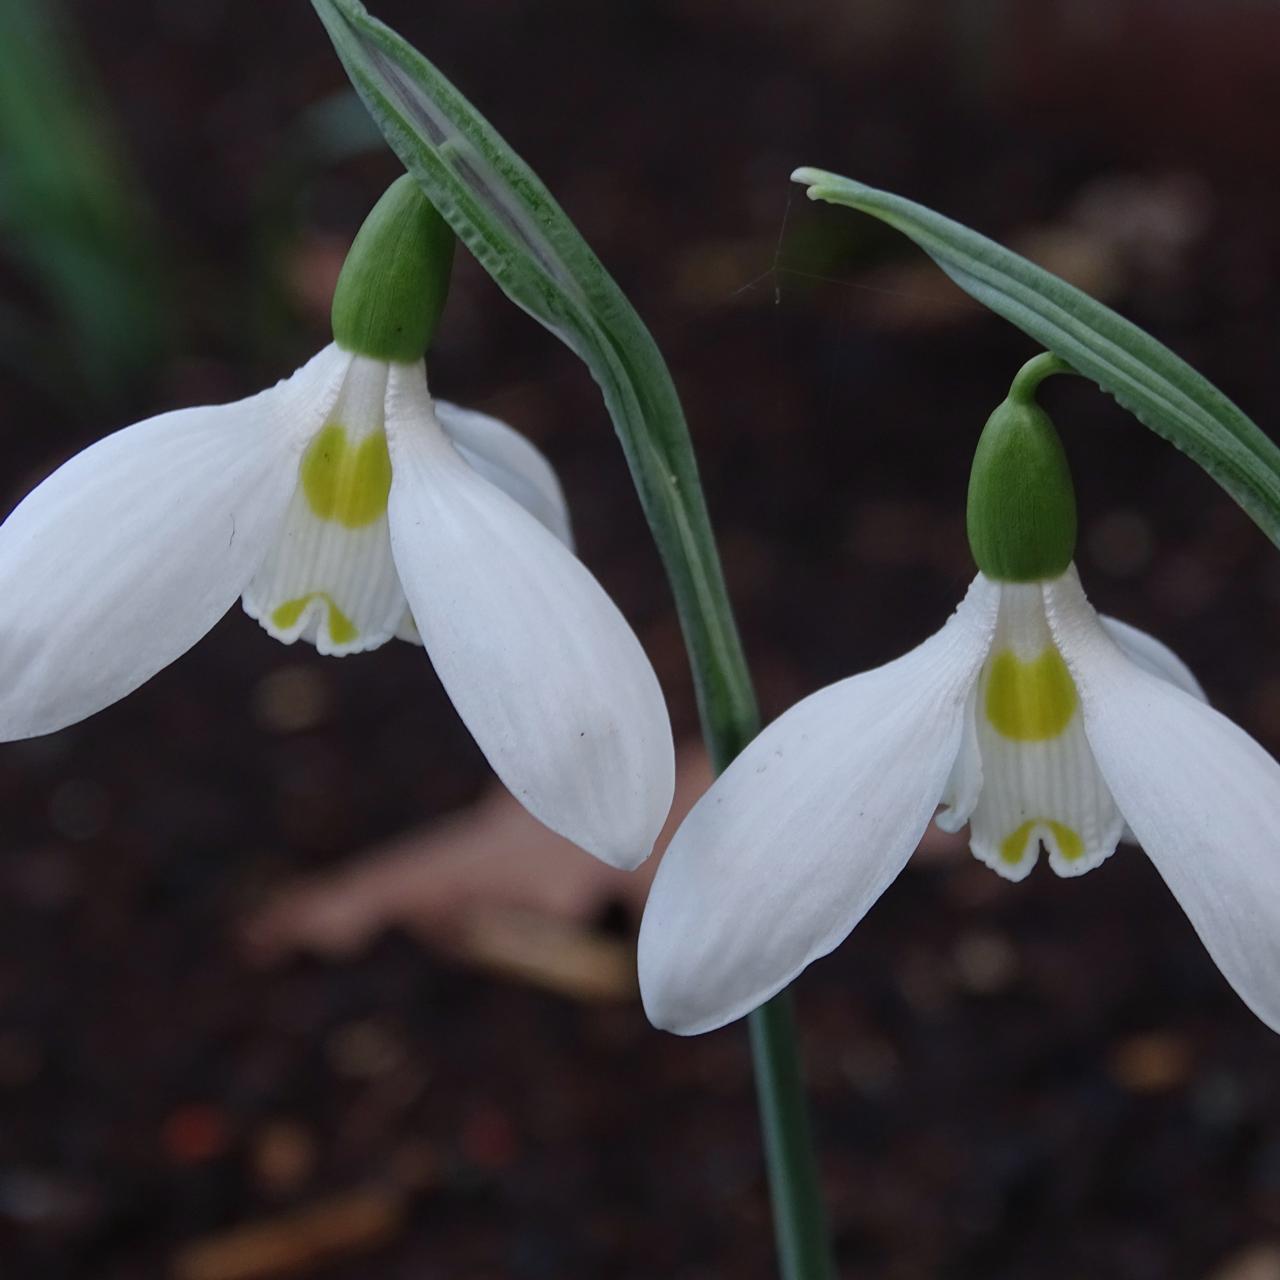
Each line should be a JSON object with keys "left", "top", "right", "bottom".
{"left": 999, "top": 818, "right": 1084, "bottom": 867}
{"left": 300, "top": 425, "right": 392, "bottom": 528}
{"left": 955, "top": 581, "right": 1124, "bottom": 881}
{"left": 242, "top": 356, "right": 411, "bottom": 656}
{"left": 271, "top": 592, "right": 360, "bottom": 647}
{"left": 985, "top": 648, "right": 1077, "bottom": 741}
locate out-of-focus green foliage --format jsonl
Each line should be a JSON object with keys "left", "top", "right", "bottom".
{"left": 297, "top": 89, "right": 385, "bottom": 164}
{"left": 0, "top": 0, "right": 166, "bottom": 404}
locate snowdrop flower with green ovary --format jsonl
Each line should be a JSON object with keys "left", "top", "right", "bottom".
{"left": 0, "top": 175, "right": 674, "bottom": 869}
{"left": 641, "top": 352, "right": 1280, "bottom": 1035}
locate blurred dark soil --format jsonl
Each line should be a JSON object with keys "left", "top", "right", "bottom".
{"left": 4, "top": 2, "right": 1280, "bottom": 1277}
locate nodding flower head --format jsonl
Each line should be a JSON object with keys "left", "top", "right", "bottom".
{"left": 640, "top": 355, "right": 1280, "bottom": 1037}
{"left": 0, "top": 176, "right": 674, "bottom": 869}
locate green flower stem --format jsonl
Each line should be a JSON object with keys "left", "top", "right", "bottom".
{"left": 1008, "top": 351, "right": 1073, "bottom": 403}
{"left": 750, "top": 996, "right": 836, "bottom": 1280}
{"left": 311, "top": 3, "right": 834, "bottom": 1273}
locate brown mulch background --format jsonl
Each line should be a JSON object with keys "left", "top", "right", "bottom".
{"left": 4, "top": 2, "right": 1280, "bottom": 1276}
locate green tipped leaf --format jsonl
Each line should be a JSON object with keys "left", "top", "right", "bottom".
{"left": 793, "top": 167, "right": 1280, "bottom": 549}
{"left": 312, "top": 0, "right": 758, "bottom": 765}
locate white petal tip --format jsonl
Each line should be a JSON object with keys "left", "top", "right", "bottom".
{"left": 554, "top": 787, "right": 672, "bottom": 872}
{"left": 637, "top": 952, "right": 758, "bottom": 1037}
{"left": 639, "top": 999, "right": 724, "bottom": 1038}
{"left": 581, "top": 833, "right": 658, "bottom": 874}
{"left": 1047, "top": 844, "right": 1117, "bottom": 879}
{"left": 476, "top": 736, "right": 673, "bottom": 874}
{"left": 241, "top": 596, "right": 394, "bottom": 657}
{"left": 970, "top": 840, "right": 1037, "bottom": 883}
{"left": 1241, "top": 997, "right": 1280, "bottom": 1037}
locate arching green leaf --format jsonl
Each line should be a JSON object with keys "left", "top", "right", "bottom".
{"left": 312, "top": 0, "right": 758, "bottom": 766}
{"left": 793, "top": 167, "right": 1280, "bottom": 548}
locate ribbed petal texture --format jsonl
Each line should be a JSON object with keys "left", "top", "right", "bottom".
{"left": 639, "top": 575, "right": 999, "bottom": 1035}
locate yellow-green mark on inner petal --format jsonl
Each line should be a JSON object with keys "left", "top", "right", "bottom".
{"left": 999, "top": 819, "right": 1085, "bottom": 866}
{"left": 271, "top": 593, "right": 359, "bottom": 646}
{"left": 985, "top": 648, "right": 1078, "bottom": 741}
{"left": 300, "top": 424, "right": 392, "bottom": 527}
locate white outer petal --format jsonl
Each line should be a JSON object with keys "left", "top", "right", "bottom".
{"left": 435, "top": 400, "right": 573, "bottom": 549}
{"left": 1100, "top": 615, "right": 1206, "bottom": 702}
{"left": 0, "top": 345, "right": 349, "bottom": 738}
{"left": 1047, "top": 569, "right": 1280, "bottom": 1033}
{"left": 638, "top": 575, "right": 999, "bottom": 1036}
{"left": 936, "top": 682, "right": 981, "bottom": 832}
{"left": 384, "top": 363, "right": 674, "bottom": 869}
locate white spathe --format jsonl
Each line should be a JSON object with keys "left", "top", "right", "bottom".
{"left": 0, "top": 343, "right": 674, "bottom": 869}
{"left": 639, "top": 564, "right": 1280, "bottom": 1036}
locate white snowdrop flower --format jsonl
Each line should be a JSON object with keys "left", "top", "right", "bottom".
{"left": 0, "top": 176, "right": 674, "bottom": 869}
{"left": 640, "top": 355, "right": 1280, "bottom": 1034}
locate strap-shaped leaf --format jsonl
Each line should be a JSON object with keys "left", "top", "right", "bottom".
{"left": 793, "top": 167, "right": 1280, "bottom": 549}
{"left": 312, "top": 0, "right": 758, "bottom": 763}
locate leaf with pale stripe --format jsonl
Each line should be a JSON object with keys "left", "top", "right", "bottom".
{"left": 311, "top": 0, "right": 758, "bottom": 765}
{"left": 792, "top": 167, "right": 1280, "bottom": 549}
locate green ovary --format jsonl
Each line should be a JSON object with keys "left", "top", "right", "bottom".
{"left": 985, "top": 647, "right": 1078, "bottom": 740}
{"left": 271, "top": 592, "right": 359, "bottom": 646}
{"left": 300, "top": 424, "right": 392, "bottom": 527}
{"left": 1000, "top": 819, "right": 1084, "bottom": 866}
